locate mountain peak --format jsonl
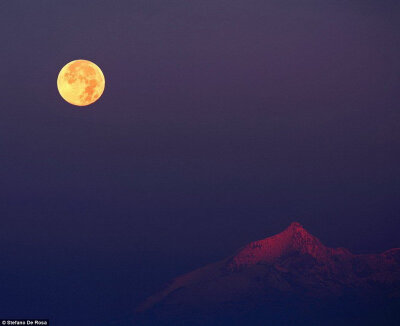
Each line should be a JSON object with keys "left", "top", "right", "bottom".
{"left": 228, "top": 222, "right": 328, "bottom": 268}
{"left": 285, "top": 221, "right": 310, "bottom": 236}
{"left": 287, "top": 222, "right": 306, "bottom": 231}
{"left": 288, "top": 221, "right": 304, "bottom": 229}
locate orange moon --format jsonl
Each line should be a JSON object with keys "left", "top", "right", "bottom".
{"left": 57, "top": 59, "right": 105, "bottom": 106}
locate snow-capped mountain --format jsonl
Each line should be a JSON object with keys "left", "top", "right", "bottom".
{"left": 135, "top": 222, "right": 400, "bottom": 325}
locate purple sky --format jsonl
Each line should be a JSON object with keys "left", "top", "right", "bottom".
{"left": 1, "top": 1, "right": 400, "bottom": 325}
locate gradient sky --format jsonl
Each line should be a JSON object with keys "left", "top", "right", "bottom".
{"left": 1, "top": 1, "right": 400, "bottom": 325}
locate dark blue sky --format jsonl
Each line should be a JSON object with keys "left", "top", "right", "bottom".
{"left": 1, "top": 1, "right": 400, "bottom": 325}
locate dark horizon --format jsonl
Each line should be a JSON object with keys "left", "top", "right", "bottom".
{"left": 1, "top": 1, "right": 400, "bottom": 325}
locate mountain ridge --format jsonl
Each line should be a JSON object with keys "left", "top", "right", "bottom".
{"left": 135, "top": 222, "right": 400, "bottom": 325}
{"left": 226, "top": 222, "right": 343, "bottom": 269}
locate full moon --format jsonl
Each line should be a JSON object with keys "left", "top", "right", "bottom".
{"left": 57, "top": 59, "right": 105, "bottom": 106}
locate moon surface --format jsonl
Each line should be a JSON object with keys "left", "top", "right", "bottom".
{"left": 57, "top": 59, "right": 105, "bottom": 106}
